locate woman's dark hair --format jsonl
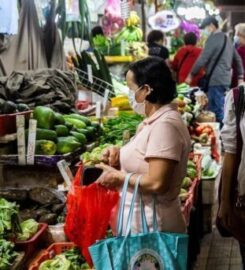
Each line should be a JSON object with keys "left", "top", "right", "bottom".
{"left": 237, "top": 86, "right": 245, "bottom": 118}
{"left": 184, "top": 32, "right": 197, "bottom": 46}
{"left": 91, "top": 26, "right": 104, "bottom": 37}
{"left": 147, "top": 30, "right": 164, "bottom": 44}
{"left": 128, "top": 57, "right": 177, "bottom": 104}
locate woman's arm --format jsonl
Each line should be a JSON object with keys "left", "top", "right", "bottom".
{"left": 220, "top": 153, "right": 237, "bottom": 203}
{"left": 127, "top": 158, "right": 177, "bottom": 194}
{"left": 96, "top": 157, "right": 177, "bottom": 195}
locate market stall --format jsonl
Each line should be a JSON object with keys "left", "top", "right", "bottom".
{"left": 0, "top": 0, "right": 225, "bottom": 269}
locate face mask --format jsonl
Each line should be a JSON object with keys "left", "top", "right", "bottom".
{"left": 128, "top": 87, "right": 146, "bottom": 116}
{"left": 203, "top": 29, "right": 210, "bottom": 37}
{"left": 234, "top": 35, "right": 240, "bottom": 45}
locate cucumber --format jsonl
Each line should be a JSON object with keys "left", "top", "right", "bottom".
{"left": 67, "top": 114, "right": 91, "bottom": 126}
{"left": 57, "top": 137, "right": 81, "bottom": 154}
{"left": 27, "top": 128, "right": 57, "bottom": 142}
{"left": 86, "top": 126, "right": 96, "bottom": 134}
{"left": 54, "top": 112, "right": 65, "bottom": 125}
{"left": 65, "top": 122, "right": 73, "bottom": 130}
{"left": 70, "top": 131, "right": 87, "bottom": 145}
{"left": 55, "top": 125, "right": 69, "bottom": 137}
{"left": 35, "top": 140, "right": 57, "bottom": 155}
{"left": 76, "top": 128, "right": 89, "bottom": 137}
{"left": 64, "top": 117, "right": 87, "bottom": 129}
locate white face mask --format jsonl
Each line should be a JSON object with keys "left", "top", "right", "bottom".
{"left": 128, "top": 87, "right": 146, "bottom": 116}
{"left": 234, "top": 35, "right": 240, "bottom": 45}
{"left": 203, "top": 28, "right": 210, "bottom": 37}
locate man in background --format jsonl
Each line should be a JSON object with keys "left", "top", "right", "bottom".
{"left": 186, "top": 16, "right": 244, "bottom": 124}
{"left": 147, "top": 30, "right": 169, "bottom": 61}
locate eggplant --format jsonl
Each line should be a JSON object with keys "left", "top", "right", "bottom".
{"left": 29, "top": 188, "right": 62, "bottom": 205}
{"left": 2, "top": 101, "right": 17, "bottom": 114}
{"left": 39, "top": 213, "right": 57, "bottom": 225}
{"left": 19, "top": 209, "right": 38, "bottom": 221}
{"left": 35, "top": 208, "right": 51, "bottom": 218}
{"left": 52, "top": 204, "right": 65, "bottom": 214}
{"left": 0, "top": 189, "right": 28, "bottom": 201}
{"left": 17, "top": 103, "right": 30, "bottom": 112}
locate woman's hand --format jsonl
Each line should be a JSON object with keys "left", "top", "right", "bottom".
{"left": 218, "top": 201, "right": 232, "bottom": 228}
{"left": 101, "top": 146, "right": 120, "bottom": 167}
{"left": 95, "top": 163, "right": 125, "bottom": 189}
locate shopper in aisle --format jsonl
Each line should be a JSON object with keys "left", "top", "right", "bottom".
{"left": 171, "top": 32, "right": 204, "bottom": 87}
{"left": 96, "top": 57, "right": 191, "bottom": 235}
{"left": 185, "top": 16, "right": 244, "bottom": 124}
{"left": 91, "top": 25, "right": 105, "bottom": 38}
{"left": 147, "top": 30, "right": 169, "bottom": 61}
{"left": 232, "top": 23, "right": 245, "bottom": 87}
{"left": 219, "top": 86, "right": 245, "bottom": 269}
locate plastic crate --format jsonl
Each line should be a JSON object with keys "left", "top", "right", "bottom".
{"left": 28, "top": 242, "right": 75, "bottom": 270}
{"left": 0, "top": 110, "right": 32, "bottom": 136}
{"left": 188, "top": 153, "right": 202, "bottom": 181}
{"left": 15, "top": 223, "right": 48, "bottom": 257}
{"left": 188, "top": 178, "right": 200, "bottom": 206}
{"left": 182, "top": 194, "right": 194, "bottom": 226}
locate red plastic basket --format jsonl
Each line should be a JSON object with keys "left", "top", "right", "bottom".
{"left": 28, "top": 242, "right": 76, "bottom": 270}
{"left": 0, "top": 110, "right": 32, "bottom": 136}
{"left": 188, "top": 153, "right": 202, "bottom": 181}
{"left": 182, "top": 194, "right": 194, "bottom": 226}
{"left": 188, "top": 178, "right": 200, "bottom": 205}
{"left": 15, "top": 223, "right": 48, "bottom": 257}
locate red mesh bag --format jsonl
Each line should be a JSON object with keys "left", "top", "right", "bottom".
{"left": 64, "top": 165, "right": 119, "bottom": 266}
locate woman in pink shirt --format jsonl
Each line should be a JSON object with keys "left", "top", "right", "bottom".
{"left": 97, "top": 57, "right": 191, "bottom": 235}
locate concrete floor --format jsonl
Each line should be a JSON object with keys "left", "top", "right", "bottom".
{"left": 194, "top": 227, "right": 242, "bottom": 270}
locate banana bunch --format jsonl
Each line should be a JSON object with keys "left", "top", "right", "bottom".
{"left": 126, "top": 11, "right": 141, "bottom": 27}
{"left": 129, "top": 42, "right": 148, "bottom": 60}
{"left": 115, "top": 26, "right": 143, "bottom": 44}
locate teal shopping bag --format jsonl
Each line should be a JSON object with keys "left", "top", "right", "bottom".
{"left": 89, "top": 174, "right": 189, "bottom": 270}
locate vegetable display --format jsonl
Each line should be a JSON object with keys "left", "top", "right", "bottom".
{"left": 0, "top": 239, "right": 18, "bottom": 270}
{"left": 179, "top": 160, "right": 198, "bottom": 203}
{"left": 0, "top": 199, "right": 21, "bottom": 238}
{"left": 38, "top": 247, "right": 90, "bottom": 270}
{"left": 0, "top": 99, "right": 30, "bottom": 115}
{"left": 100, "top": 112, "right": 143, "bottom": 144}
{"left": 0, "top": 189, "right": 66, "bottom": 226}
{"left": 114, "top": 11, "right": 143, "bottom": 44}
{"left": 17, "top": 219, "right": 39, "bottom": 241}
{"left": 26, "top": 106, "right": 101, "bottom": 155}
{"left": 81, "top": 143, "right": 119, "bottom": 165}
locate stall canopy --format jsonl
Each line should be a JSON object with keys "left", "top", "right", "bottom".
{"left": 0, "top": 0, "right": 66, "bottom": 76}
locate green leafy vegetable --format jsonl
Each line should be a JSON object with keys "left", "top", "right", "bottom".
{"left": 17, "top": 219, "right": 39, "bottom": 241}
{"left": 0, "top": 239, "right": 18, "bottom": 270}
{"left": 0, "top": 198, "right": 21, "bottom": 238}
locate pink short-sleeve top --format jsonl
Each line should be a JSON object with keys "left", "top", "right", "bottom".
{"left": 110, "top": 104, "right": 191, "bottom": 235}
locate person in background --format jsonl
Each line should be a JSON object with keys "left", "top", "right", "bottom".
{"left": 91, "top": 25, "right": 105, "bottom": 38}
{"left": 147, "top": 30, "right": 169, "bottom": 61}
{"left": 219, "top": 87, "right": 245, "bottom": 269}
{"left": 96, "top": 57, "right": 190, "bottom": 235}
{"left": 171, "top": 32, "right": 204, "bottom": 87}
{"left": 185, "top": 16, "right": 244, "bottom": 124}
{"left": 232, "top": 23, "right": 245, "bottom": 87}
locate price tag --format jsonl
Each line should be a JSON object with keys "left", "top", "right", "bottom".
{"left": 87, "top": 64, "right": 93, "bottom": 83}
{"left": 120, "top": 40, "right": 126, "bottom": 56}
{"left": 27, "top": 119, "right": 37, "bottom": 165}
{"left": 16, "top": 115, "right": 26, "bottom": 165}
{"left": 57, "top": 160, "right": 74, "bottom": 188}
{"left": 103, "top": 89, "right": 110, "bottom": 111}
{"left": 96, "top": 101, "right": 101, "bottom": 119}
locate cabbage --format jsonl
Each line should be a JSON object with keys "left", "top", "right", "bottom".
{"left": 17, "top": 219, "right": 39, "bottom": 241}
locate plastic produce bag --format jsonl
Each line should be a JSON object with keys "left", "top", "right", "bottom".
{"left": 64, "top": 165, "right": 119, "bottom": 266}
